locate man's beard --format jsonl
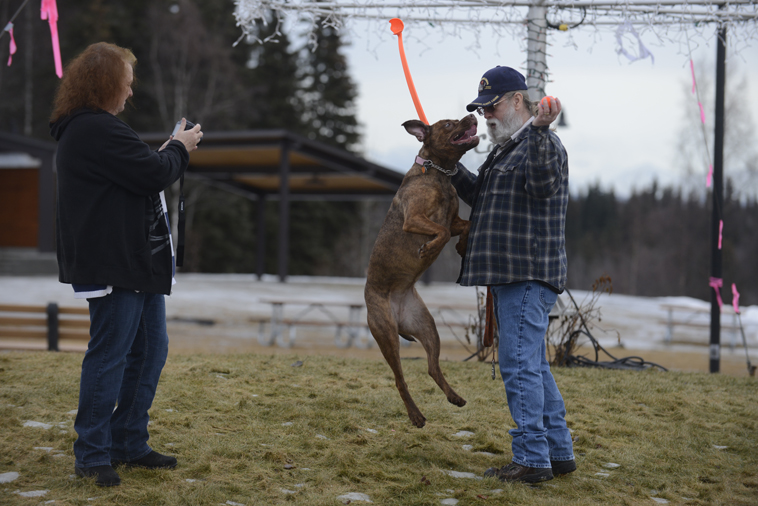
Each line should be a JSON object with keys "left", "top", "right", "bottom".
{"left": 487, "top": 105, "right": 525, "bottom": 145}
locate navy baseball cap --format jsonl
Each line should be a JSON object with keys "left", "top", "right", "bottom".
{"left": 466, "top": 66, "right": 528, "bottom": 112}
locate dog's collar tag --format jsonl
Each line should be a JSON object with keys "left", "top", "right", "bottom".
{"left": 415, "top": 155, "right": 458, "bottom": 177}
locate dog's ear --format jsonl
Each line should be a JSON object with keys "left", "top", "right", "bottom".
{"left": 402, "top": 120, "right": 429, "bottom": 142}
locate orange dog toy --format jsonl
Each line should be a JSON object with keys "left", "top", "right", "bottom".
{"left": 390, "top": 18, "right": 429, "bottom": 125}
{"left": 540, "top": 96, "right": 555, "bottom": 109}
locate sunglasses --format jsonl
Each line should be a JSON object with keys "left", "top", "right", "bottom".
{"left": 476, "top": 96, "right": 508, "bottom": 117}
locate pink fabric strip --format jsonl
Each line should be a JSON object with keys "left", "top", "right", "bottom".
{"left": 706, "top": 164, "right": 713, "bottom": 188}
{"left": 40, "top": 0, "right": 63, "bottom": 78}
{"left": 732, "top": 283, "right": 741, "bottom": 314}
{"left": 6, "top": 25, "right": 16, "bottom": 67}
{"left": 718, "top": 220, "right": 723, "bottom": 249}
{"left": 709, "top": 277, "right": 723, "bottom": 309}
{"left": 690, "top": 59, "right": 696, "bottom": 94}
{"left": 698, "top": 102, "right": 706, "bottom": 124}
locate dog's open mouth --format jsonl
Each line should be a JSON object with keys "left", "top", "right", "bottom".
{"left": 450, "top": 124, "right": 478, "bottom": 145}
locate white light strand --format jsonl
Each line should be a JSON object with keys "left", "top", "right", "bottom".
{"left": 234, "top": 0, "right": 758, "bottom": 54}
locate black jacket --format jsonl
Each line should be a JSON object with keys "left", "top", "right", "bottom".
{"left": 50, "top": 109, "right": 189, "bottom": 295}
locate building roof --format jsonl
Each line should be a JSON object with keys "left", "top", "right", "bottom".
{"left": 140, "top": 129, "right": 405, "bottom": 199}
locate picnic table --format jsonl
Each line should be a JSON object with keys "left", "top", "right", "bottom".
{"left": 257, "top": 297, "right": 370, "bottom": 349}
{"left": 255, "top": 294, "right": 574, "bottom": 349}
{"left": 659, "top": 303, "right": 741, "bottom": 347}
{"left": 256, "top": 297, "right": 482, "bottom": 349}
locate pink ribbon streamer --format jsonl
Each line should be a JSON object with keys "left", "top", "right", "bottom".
{"left": 690, "top": 59, "right": 696, "bottom": 94}
{"left": 732, "top": 283, "right": 741, "bottom": 314}
{"left": 706, "top": 164, "right": 713, "bottom": 188}
{"left": 718, "top": 220, "right": 723, "bottom": 249}
{"left": 698, "top": 102, "right": 706, "bottom": 124}
{"left": 5, "top": 23, "right": 16, "bottom": 67}
{"left": 709, "top": 277, "right": 723, "bottom": 309}
{"left": 40, "top": 0, "right": 63, "bottom": 78}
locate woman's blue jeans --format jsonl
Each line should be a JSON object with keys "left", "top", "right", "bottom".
{"left": 74, "top": 288, "right": 169, "bottom": 468}
{"left": 491, "top": 281, "right": 574, "bottom": 469}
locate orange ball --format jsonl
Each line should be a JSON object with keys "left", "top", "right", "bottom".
{"left": 540, "top": 96, "right": 554, "bottom": 108}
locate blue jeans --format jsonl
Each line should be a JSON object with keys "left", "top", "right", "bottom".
{"left": 74, "top": 288, "right": 169, "bottom": 468}
{"left": 491, "top": 281, "right": 574, "bottom": 469}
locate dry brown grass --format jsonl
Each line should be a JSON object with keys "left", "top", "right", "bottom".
{"left": 1, "top": 350, "right": 757, "bottom": 505}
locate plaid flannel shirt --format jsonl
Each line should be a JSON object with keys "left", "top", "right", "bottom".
{"left": 452, "top": 123, "right": 569, "bottom": 292}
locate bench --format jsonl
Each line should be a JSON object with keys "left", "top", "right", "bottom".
{"left": 0, "top": 304, "right": 90, "bottom": 351}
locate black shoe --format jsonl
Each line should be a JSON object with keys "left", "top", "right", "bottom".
{"left": 112, "top": 450, "right": 177, "bottom": 470}
{"left": 75, "top": 465, "right": 121, "bottom": 487}
{"left": 551, "top": 459, "right": 577, "bottom": 476}
{"left": 485, "top": 463, "right": 553, "bottom": 483}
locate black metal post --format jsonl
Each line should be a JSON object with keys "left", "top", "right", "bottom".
{"left": 46, "top": 302, "right": 59, "bottom": 351}
{"left": 256, "top": 194, "right": 266, "bottom": 280}
{"left": 278, "top": 141, "right": 290, "bottom": 282}
{"left": 709, "top": 21, "right": 727, "bottom": 373}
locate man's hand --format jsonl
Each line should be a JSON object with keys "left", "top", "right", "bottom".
{"left": 533, "top": 96, "right": 561, "bottom": 127}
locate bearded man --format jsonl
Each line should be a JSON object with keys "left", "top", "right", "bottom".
{"left": 450, "top": 66, "right": 575, "bottom": 483}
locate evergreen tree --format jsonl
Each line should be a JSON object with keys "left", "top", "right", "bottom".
{"left": 243, "top": 10, "right": 306, "bottom": 131}
{"left": 298, "top": 19, "right": 360, "bottom": 152}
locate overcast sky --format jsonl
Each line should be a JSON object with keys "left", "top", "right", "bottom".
{"left": 338, "top": 19, "right": 758, "bottom": 198}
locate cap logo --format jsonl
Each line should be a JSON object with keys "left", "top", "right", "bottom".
{"left": 478, "top": 77, "right": 491, "bottom": 93}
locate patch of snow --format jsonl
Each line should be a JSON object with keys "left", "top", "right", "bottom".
{"left": 651, "top": 498, "right": 669, "bottom": 504}
{"left": 34, "top": 447, "right": 54, "bottom": 452}
{"left": 475, "top": 451, "right": 497, "bottom": 457}
{"left": 186, "top": 479, "right": 197, "bottom": 483}
{"left": 281, "top": 489, "right": 297, "bottom": 494}
{"left": 595, "top": 472, "right": 610, "bottom": 477}
{"left": 282, "top": 422, "right": 293, "bottom": 427}
{"left": 451, "top": 431, "right": 474, "bottom": 438}
{"left": 24, "top": 421, "right": 52, "bottom": 429}
{"left": 364, "top": 428, "right": 378, "bottom": 434}
{"left": 441, "top": 499, "right": 459, "bottom": 505}
{"left": 16, "top": 490, "right": 49, "bottom": 498}
{"left": 225, "top": 501, "right": 245, "bottom": 506}
{"left": 67, "top": 410, "right": 78, "bottom": 415}
{"left": 316, "top": 434, "right": 328, "bottom": 440}
{"left": 490, "top": 489, "right": 503, "bottom": 494}
{"left": 604, "top": 463, "right": 621, "bottom": 468}
{"left": 462, "top": 445, "right": 473, "bottom": 451}
{"left": 0, "top": 472, "right": 19, "bottom": 483}
{"left": 337, "top": 492, "right": 372, "bottom": 503}
{"left": 713, "top": 445, "right": 727, "bottom": 450}
{"left": 441, "top": 470, "right": 482, "bottom": 480}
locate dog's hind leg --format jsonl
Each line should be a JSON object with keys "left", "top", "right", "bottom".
{"left": 397, "top": 291, "right": 466, "bottom": 408}
{"left": 365, "top": 290, "right": 427, "bottom": 428}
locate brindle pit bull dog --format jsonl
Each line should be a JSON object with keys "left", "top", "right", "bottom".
{"left": 364, "top": 113, "right": 479, "bottom": 428}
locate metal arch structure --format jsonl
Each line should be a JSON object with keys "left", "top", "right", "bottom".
{"left": 234, "top": 0, "right": 758, "bottom": 373}
{"left": 234, "top": 0, "right": 758, "bottom": 98}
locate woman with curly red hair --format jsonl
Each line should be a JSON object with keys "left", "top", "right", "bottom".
{"left": 50, "top": 42, "right": 202, "bottom": 487}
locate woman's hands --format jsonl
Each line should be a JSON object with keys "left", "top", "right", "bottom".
{"left": 159, "top": 118, "right": 203, "bottom": 152}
